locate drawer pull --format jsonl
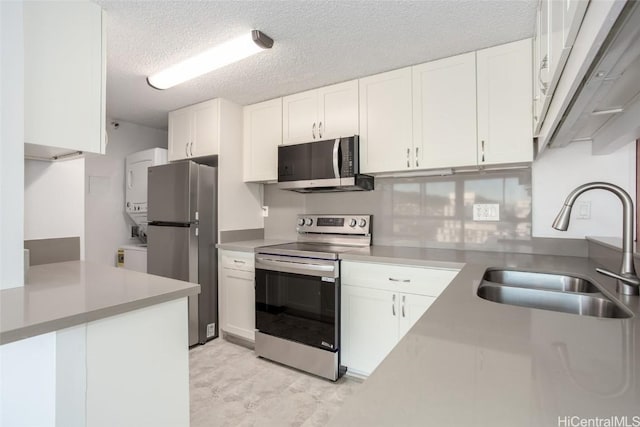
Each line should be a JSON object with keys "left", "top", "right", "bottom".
{"left": 233, "top": 260, "right": 246, "bottom": 264}
{"left": 388, "top": 277, "right": 410, "bottom": 283}
{"left": 392, "top": 294, "right": 396, "bottom": 316}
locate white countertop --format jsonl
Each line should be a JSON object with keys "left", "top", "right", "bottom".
{"left": 0, "top": 261, "right": 199, "bottom": 345}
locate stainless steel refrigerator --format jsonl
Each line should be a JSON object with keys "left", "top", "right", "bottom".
{"left": 147, "top": 161, "right": 217, "bottom": 346}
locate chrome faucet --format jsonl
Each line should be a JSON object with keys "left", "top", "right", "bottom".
{"left": 552, "top": 182, "right": 640, "bottom": 296}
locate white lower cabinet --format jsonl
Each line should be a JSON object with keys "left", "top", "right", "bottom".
{"left": 341, "top": 261, "right": 459, "bottom": 377}
{"left": 398, "top": 293, "right": 436, "bottom": 338}
{"left": 341, "top": 285, "right": 399, "bottom": 377}
{"left": 219, "top": 250, "right": 256, "bottom": 342}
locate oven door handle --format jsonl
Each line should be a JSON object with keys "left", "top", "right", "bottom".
{"left": 256, "top": 255, "right": 337, "bottom": 278}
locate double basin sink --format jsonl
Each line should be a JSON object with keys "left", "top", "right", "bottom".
{"left": 477, "top": 269, "right": 632, "bottom": 319}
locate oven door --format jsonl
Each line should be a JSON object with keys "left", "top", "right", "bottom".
{"left": 255, "top": 254, "right": 340, "bottom": 351}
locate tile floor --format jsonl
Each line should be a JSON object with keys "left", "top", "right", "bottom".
{"left": 189, "top": 338, "right": 363, "bottom": 427}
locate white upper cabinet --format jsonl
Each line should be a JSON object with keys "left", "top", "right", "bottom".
{"left": 477, "top": 39, "right": 533, "bottom": 165}
{"left": 168, "top": 109, "right": 191, "bottom": 160}
{"left": 282, "top": 80, "right": 358, "bottom": 145}
{"left": 359, "top": 67, "right": 413, "bottom": 174}
{"left": 562, "top": 0, "right": 589, "bottom": 50}
{"left": 413, "top": 52, "right": 478, "bottom": 170}
{"left": 24, "top": 0, "right": 106, "bottom": 158}
{"left": 357, "top": 42, "right": 532, "bottom": 175}
{"left": 243, "top": 98, "right": 283, "bottom": 183}
{"left": 191, "top": 100, "right": 219, "bottom": 158}
{"left": 282, "top": 90, "right": 317, "bottom": 145}
{"left": 168, "top": 99, "right": 221, "bottom": 161}
{"left": 317, "top": 82, "right": 359, "bottom": 140}
{"left": 534, "top": 0, "right": 588, "bottom": 133}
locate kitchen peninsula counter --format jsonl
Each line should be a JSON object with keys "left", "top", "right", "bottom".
{"left": 0, "top": 260, "right": 199, "bottom": 345}
{"left": 331, "top": 246, "right": 640, "bottom": 426}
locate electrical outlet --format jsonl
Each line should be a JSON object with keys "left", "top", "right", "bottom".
{"left": 206, "top": 323, "right": 216, "bottom": 338}
{"left": 473, "top": 204, "right": 500, "bottom": 221}
{"left": 262, "top": 206, "right": 269, "bottom": 217}
{"left": 576, "top": 201, "right": 591, "bottom": 219}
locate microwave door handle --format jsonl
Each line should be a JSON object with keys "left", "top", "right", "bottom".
{"left": 332, "top": 138, "right": 340, "bottom": 179}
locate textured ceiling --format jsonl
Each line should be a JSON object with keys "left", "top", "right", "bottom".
{"left": 96, "top": 0, "right": 538, "bottom": 130}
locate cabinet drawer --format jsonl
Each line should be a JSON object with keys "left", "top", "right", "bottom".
{"left": 342, "top": 261, "right": 458, "bottom": 297}
{"left": 221, "top": 251, "right": 255, "bottom": 272}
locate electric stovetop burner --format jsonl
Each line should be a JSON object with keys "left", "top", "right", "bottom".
{"left": 257, "top": 214, "right": 372, "bottom": 259}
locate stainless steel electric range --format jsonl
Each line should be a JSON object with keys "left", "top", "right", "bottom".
{"left": 254, "top": 214, "right": 372, "bottom": 381}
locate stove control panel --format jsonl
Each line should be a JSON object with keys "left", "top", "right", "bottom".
{"left": 296, "top": 214, "right": 371, "bottom": 235}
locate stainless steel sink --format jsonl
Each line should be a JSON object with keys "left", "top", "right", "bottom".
{"left": 477, "top": 269, "right": 632, "bottom": 319}
{"left": 478, "top": 283, "right": 632, "bottom": 319}
{"left": 483, "top": 269, "right": 600, "bottom": 293}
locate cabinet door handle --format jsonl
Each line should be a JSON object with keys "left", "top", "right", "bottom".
{"left": 185, "top": 143, "right": 189, "bottom": 157}
{"left": 539, "top": 55, "right": 549, "bottom": 95}
{"left": 319, "top": 121, "right": 323, "bottom": 138}
{"left": 389, "top": 277, "right": 410, "bottom": 283}
{"left": 189, "top": 142, "right": 194, "bottom": 157}
{"left": 415, "top": 147, "right": 419, "bottom": 168}
{"left": 481, "top": 140, "right": 485, "bottom": 163}
{"left": 402, "top": 295, "right": 406, "bottom": 318}
{"left": 406, "top": 148, "right": 410, "bottom": 168}
{"left": 392, "top": 294, "right": 396, "bottom": 316}
{"left": 312, "top": 122, "right": 316, "bottom": 139}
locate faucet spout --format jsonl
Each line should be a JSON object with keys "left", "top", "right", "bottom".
{"left": 552, "top": 182, "right": 638, "bottom": 296}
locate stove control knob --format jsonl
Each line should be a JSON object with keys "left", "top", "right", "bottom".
{"left": 305, "top": 218, "right": 314, "bottom": 226}
{"left": 359, "top": 218, "right": 367, "bottom": 227}
{"left": 297, "top": 218, "right": 305, "bottom": 226}
{"left": 349, "top": 219, "right": 357, "bottom": 227}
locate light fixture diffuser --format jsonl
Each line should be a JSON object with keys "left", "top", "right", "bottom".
{"left": 147, "top": 30, "right": 274, "bottom": 90}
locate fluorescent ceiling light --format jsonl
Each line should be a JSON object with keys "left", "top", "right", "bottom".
{"left": 147, "top": 30, "right": 274, "bottom": 90}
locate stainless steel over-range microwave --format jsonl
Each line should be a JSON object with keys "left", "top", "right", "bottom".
{"left": 277, "top": 135, "right": 374, "bottom": 193}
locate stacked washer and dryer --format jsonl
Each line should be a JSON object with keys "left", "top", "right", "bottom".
{"left": 117, "top": 148, "right": 167, "bottom": 273}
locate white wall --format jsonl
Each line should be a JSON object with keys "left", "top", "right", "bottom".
{"left": 24, "top": 159, "right": 86, "bottom": 258}
{"left": 1, "top": 1, "right": 24, "bottom": 289}
{"left": 85, "top": 119, "right": 167, "bottom": 267}
{"left": 532, "top": 140, "right": 636, "bottom": 238}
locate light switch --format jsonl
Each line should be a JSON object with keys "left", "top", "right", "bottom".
{"left": 576, "top": 201, "right": 591, "bottom": 220}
